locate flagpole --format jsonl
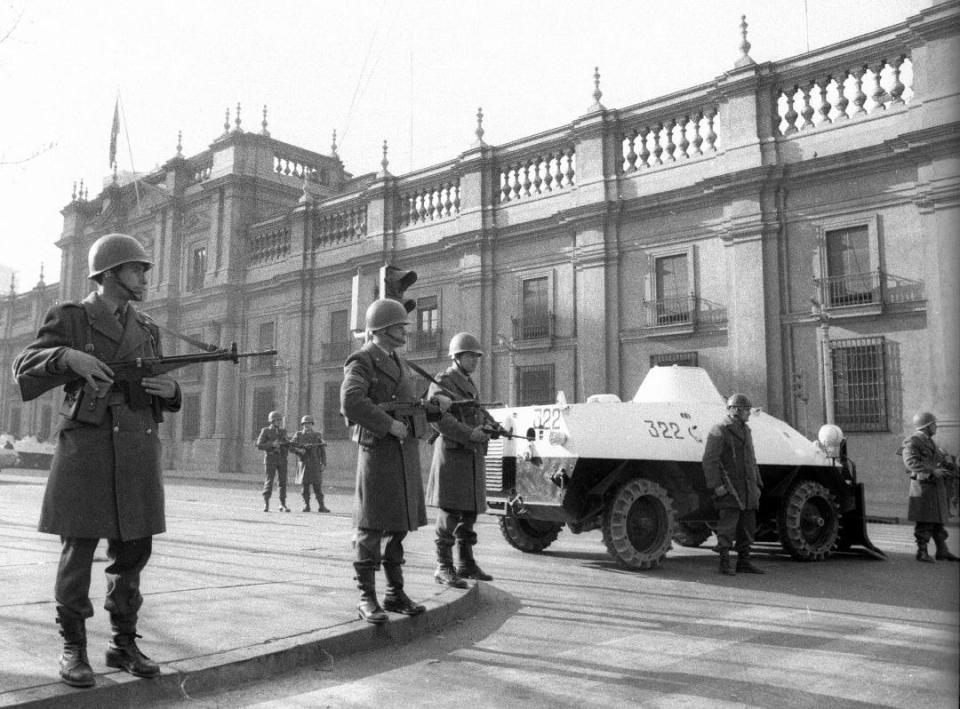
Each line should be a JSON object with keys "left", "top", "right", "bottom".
{"left": 117, "top": 93, "right": 142, "bottom": 214}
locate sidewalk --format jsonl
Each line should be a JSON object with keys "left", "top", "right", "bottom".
{"left": 0, "top": 469, "right": 479, "bottom": 709}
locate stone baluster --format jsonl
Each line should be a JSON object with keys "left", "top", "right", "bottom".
{"left": 532, "top": 156, "right": 543, "bottom": 194}
{"left": 816, "top": 77, "right": 832, "bottom": 125}
{"left": 564, "top": 148, "right": 575, "bottom": 185}
{"left": 624, "top": 129, "right": 638, "bottom": 172}
{"left": 664, "top": 118, "right": 677, "bottom": 161}
{"left": 638, "top": 126, "right": 651, "bottom": 167}
{"left": 851, "top": 66, "right": 868, "bottom": 115}
{"left": 782, "top": 87, "right": 799, "bottom": 134}
{"left": 705, "top": 108, "right": 718, "bottom": 150}
{"left": 690, "top": 115, "right": 703, "bottom": 156}
{"left": 453, "top": 183, "right": 460, "bottom": 213}
{"left": 799, "top": 81, "right": 815, "bottom": 130}
{"left": 677, "top": 115, "right": 690, "bottom": 160}
{"left": 870, "top": 61, "right": 887, "bottom": 110}
{"left": 889, "top": 55, "right": 906, "bottom": 105}
{"left": 834, "top": 71, "right": 850, "bottom": 119}
{"left": 651, "top": 123, "right": 664, "bottom": 165}
{"left": 521, "top": 160, "right": 532, "bottom": 197}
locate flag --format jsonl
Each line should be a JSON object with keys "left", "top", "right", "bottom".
{"left": 109, "top": 99, "right": 120, "bottom": 168}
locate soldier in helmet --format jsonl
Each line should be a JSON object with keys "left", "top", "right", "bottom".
{"left": 256, "top": 410, "right": 291, "bottom": 512}
{"left": 13, "top": 233, "right": 181, "bottom": 688}
{"left": 426, "top": 332, "right": 493, "bottom": 588}
{"left": 702, "top": 393, "right": 765, "bottom": 575}
{"left": 340, "top": 299, "right": 450, "bottom": 624}
{"left": 901, "top": 411, "right": 959, "bottom": 563}
{"left": 291, "top": 415, "right": 329, "bottom": 512}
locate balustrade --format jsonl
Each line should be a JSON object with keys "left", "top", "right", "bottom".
{"left": 399, "top": 180, "right": 460, "bottom": 226}
{"left": 247, "top": 223, "right": 291, "bottom": 264}
{"left": 814, "top": 270, "right": 925, "bottom": 309}
{"left": 312, "top": 204, "right": 367, "bottom": 248}
{"left": 498, "top": 149, "right": 575, "bottom": 204}
{"left": 640, "top": 295, "right": 727, "bottom": 328}
{"left": 511, "top": 312, "right": 555, "bottom": 341}
{"left": 621, "top": 106, "right": 719, "bottom": 173}
{"left": 274, "top": 151, "right": 325, "bottom": 181}
{"left": 776, "top": 56, "right": 912, "bottom": 135}
{"left": 189, "top": 155, "right": 212, "bottom": 185}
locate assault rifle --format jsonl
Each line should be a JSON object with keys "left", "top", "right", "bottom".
{"left": 712, "top": 462, "right": 745, "bottom": 511}
{"left": 69, "top": 344, "right": 277, "bottom": 423}
{"left": 446, "top": 399, "right": 531, "bottom": 441}
{"left": 378, "top": 399, "right": 445, "bottom": 440}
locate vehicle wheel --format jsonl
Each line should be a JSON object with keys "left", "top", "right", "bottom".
{"left": 602, "top": 478, "right": 676, "bottom": 570}
{"left": 499, "top": 514, "right": 563, "bottom": 553}
{"left": 778, "top": 479, "right": 840, "bottom": 561}
{"left": 672, "top": 521, "right": 712, "bottom": 548}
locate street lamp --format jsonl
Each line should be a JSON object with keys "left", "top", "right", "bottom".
{"left": 496, "top": 333, "right": 516, "bottom": 406}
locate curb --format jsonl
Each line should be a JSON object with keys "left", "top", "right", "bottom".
{"left": 4, "top": 584, "right": 479, "bottom": 709}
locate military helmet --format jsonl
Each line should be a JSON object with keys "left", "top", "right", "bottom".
{"left": 726, "top": 393, "right": 752, "bottom": 409}
{"left": 449, "top": 332, "right": 483, "bottom": 358}
{"left": 268, "top": 410, "right": 283, "bottom": 422}
{"left": 88, "top": 233, "right": 153, "bottom": 279}
{"left": 912, "top": 411, "right": 937, "bottom": 430}
{"left": 300, "top": 415, "right": 315, "bottom": 425}
{"left": 365, "top": 298, "right": 409, "bottom": 331}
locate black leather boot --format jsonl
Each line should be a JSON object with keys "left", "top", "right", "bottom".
{"left": 317, "top": 494, "right": 330, "bottom": 513}
{"left": 455, "top": 541, "right": 493, "bottom": 581}
{"left": 355, "top": 567, "right": 388, "bottom": 624}
{"left": 718, "top": 549, "right": 736, "bottom": 575}
{"left": 263, "top": 494, "right": 270, "bottom": 512}
{"left": 934, "top": 540, "right": 960, "bottom": 561}
{"left": 433, "top": 542, "right": 467, "bottom": 589}
{"left": 57, "top": 609, "right": 95, "bottom": 688}
{"left": 736, "top": 550, "right": 765, "bottom": 574}
{"left": 916, "top": 543, "right": 935, "bottom": 563}
{"left": 382, "top": 564, "right": 425, "bottom": 616}
{"left": 106, "top": 616, "right": 159, "bottom": 678}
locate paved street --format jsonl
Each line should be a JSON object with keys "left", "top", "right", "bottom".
{"left": 1, "top": 469, "right": 958, "bottom": 708}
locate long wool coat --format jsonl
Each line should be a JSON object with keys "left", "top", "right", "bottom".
{"left": 426, "top": 365, "right": 487, "bottom": 512}
{"left": 291, "top": 429, "right": 326, "bottom": 485}
{"left": 13, "top": 292, "right": 181, "bottom": 541}
{"left": 702, "top": 414, "right": 762, "bottom": 511}
{"left": 902, "top": 431, "right": 952, "bottom": 524}
{"left": 340, "top": 342, "right": 427, "bottom": 532}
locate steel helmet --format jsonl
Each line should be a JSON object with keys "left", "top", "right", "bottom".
{"left": 268, "top": 410, "right": 283, "bottom": 422}
{"left": 300, "top": 415, "right": 315, "bottom": 425}
{"left": 449, "top": 332, "right": 483, "bottom": 358}
{"left": 365, "top": 298, "right": 409, "bottom": 331}
{"left": 88, "top": 233, "right": 153, "bottom": 279}
{"left": 912, "top": 411, "right": 937, "bottom": 430}
{"left": 726, "top": 393, "right": 752, "bottom": 409}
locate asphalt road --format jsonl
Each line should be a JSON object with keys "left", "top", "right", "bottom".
{"left": 140, "top": 491, "right": 959, "bottom": 709}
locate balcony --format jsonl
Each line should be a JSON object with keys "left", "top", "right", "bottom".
{"left": 408, "top": 327, "right": 443, "bottom": 356}
{"left": 640, "top": 295, "right": 727, "bottom": 337}
{"left": 511, "top": 312, "right": 555, "bottom": 344}
{"left": 320, "top": 341, "right": 353, "bottom": 363}
{"left": 814, "top": 271, "right": 925, "bottom": 316}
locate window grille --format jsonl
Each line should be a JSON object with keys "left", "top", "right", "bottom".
{"left": 650, "top": 351, "right": 698, "bottom": 367}
{"left": 323, "top": 381, "right": 349, "bottom": 439}
{"left": 189, "top": 246, "right": 206, "bottom": 291}
{"left": 414, "top": 296, "right": 440, "bottom": 351}
{"left": 517, "top": 364, "right": 555, "bottom": 406}
{"left": 254, "top": 322, "right": 276, "bottom": 370}
{"left": 830, "top": 336, "right": 887, "bottom": 431}
{"left": 251, "top": 387, "right": 276, "bottom": 438}
{"left": 181, "top": 393, "right": 201, "bottom": 440}
{"left": 520, "top": 277, "right": 550, "bottom": 339}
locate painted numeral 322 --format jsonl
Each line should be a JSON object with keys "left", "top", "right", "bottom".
{"left": 644, "top": 419, "right": 684, "bottom": 439}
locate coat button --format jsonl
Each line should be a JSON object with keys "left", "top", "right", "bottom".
{"left": 146, "top": 428, "right": 152, "bottom": 434}
{"left": 113, "top": 426, "right": 120, "bottom": 433}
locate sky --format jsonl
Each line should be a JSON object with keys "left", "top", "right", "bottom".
{"left": 0, "top": 0, "right": 929, "bottom": 292}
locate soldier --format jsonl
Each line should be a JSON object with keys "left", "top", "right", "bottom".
{"left": 256, "top": 410, "right": 290, "bottom": 512}
{"left": 702, "top": 393, "right": 765, "bottom": 575}
{"left": 427, "top": 332, "right": 493, "bottom": 588}
{"left": 13, "top": 233, "right": 181, "bottom": 688}
{"left": 292, "top": 415, "right": 329, "bottom": 513}
{"left": 340, "top": 299, "right": 449, "bottom": 624}
{"left": 901, "top": 412, "right": 960, "bottom": 563}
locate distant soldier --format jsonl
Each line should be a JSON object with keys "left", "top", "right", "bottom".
{"left": 901, "top": 412, "right": 959, "bottom": 563}
{"left": 427, "top": 332, "right": 493, "bottom": 588}
{"left": 341, "top": 299, "right": 450, "bottom": 624}
{"left": 702, "top": 393, "right": 765, "bottom": 575}
{"left": 256, "top": 411, "right": 290, "bottom": 512}
{"left": 292, "top": 415, "right": 329, "bottom": 513}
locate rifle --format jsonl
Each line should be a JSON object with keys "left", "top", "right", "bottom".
{"left": 378, "top": 399, "right": 443, "bottom": 440}
{"left": 713, "top": 462, "right": 745, "bottom": 511}
{"left": 446, "top": 399, "right": 531, "bottom": 441}
{"left": 69, "top": 344, "right": 277, "bottom": 423}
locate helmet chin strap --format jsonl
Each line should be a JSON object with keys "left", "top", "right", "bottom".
{"left": 107, "top": 271, "right": 142, "bottom": 301}
{"left": 383, "top": 329, "right": 405, "bottom": 348}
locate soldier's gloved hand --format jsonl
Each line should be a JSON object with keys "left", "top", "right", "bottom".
{"left": 715, "top": 484, "right": 728, "bottom": 497}
{"left": 431, "top": 395, "right": 452, "bottom": 413}
{"left": 142, "top": 374, "right": 177, "bottom": 400}
{"left": 932, "top": 467, "right": 947, "bottom": 480}
{"left": 389, "top": 420, "right": 409, "bottom": 439}
{"left": 469, "top": 426, "right": 490, "bottom": 444}
{"left": 63, "top": 349, "right": 114, "bottom": 391}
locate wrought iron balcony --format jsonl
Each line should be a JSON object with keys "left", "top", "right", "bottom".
{"left": 408, "top": 327, "right": 442, "bottom": 354}
{"left": 511, "top": 312, "right": 555, "bottom": 342}
{"left": 814, "top": 271, "right": 925, "bottom": 310}
{"left": 640, "top": 295, "right": 727, "bottom": 330}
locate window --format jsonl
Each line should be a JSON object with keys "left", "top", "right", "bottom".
{"left": 825, "top": 225, "right": 875, "bottom": 306}
{"left": 650, "top": 351, "right": 698, "bottom": 367}
{"left": 517, "top": 364, "right": 554, "bottom": 406}
{"left": 414, "top": 295, "right": 439, "bottom": 351}
{"left": 181, "top": 393, "right": 201, "bottom": 440}
{"left": 323, "top": 381, "right": 349, "bottom": 439}
{"left": 254, "top": 322, "right": 276, "bottom": 370}
{"left": 39, "top": 405, "right": 52, "bottom": 442}
{"left": 189, "top": 246, "right": 206, "bottom": 291}
{"left": 654, "top": 254, "right": 691, "bottom": 324}
{"left": 322, "top": 310, "right": 352, "bottom": 362}
{"left": 830, "top": 336, "right": 887, "bottom": 431}
{"left": 251, "top": 387, "right": 276, "bottom": 438}
{"left": 513, "top": 274, "right": 553, "bottom": 341}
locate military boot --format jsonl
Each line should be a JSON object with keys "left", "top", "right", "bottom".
{"left": 301, "top": 497, "right": 311, "bottom": 512}
{"left": 56, "top": 609, "right": 95, "bottom": 688}
{"left": 455, "top": 541, "right": 493, "bottom": 581}
{"left": 735, "top": 550, "right": 765, "bottom": 574}
{"left": 718, "top": 549, "right": 736, "bottom": 575}
{"left": 916, "top": 542, "right": 935, "bottom": 563}
{"left": 355, "top": 567, "right": 388, "bottom": 624}
{"left": 434, "top": 541, "right": 467, "bottom": 589}
{"left": 105, "top": 616, "right": 159, "bottom": 678}
{"left": 382, "top": 564, "right": 425, "bottom": 616}
{"left": 262, "top": 493, "right": 270, "bottom": 512}
{"left": 317, "top": 494, "right": 331, "bottom": 513}
{"left": 934, "top": 540, "right": 959, "bottom": 562}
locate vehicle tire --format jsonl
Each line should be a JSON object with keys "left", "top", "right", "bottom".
{"left": 602, "top": 478, "right": 676, "bottom": 570}
{"left": 672, "top": 521, "right": 712, "bottom": 548}
{"left": 778, "top": 479, "right": 841, "bottom": 561}
{"left": 498, "top": 514, "right": 563, "bottom": 553}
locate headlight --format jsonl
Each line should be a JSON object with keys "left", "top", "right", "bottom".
{"left": 548, "top": 430, "right": 568, "bottom": 446}
{"left": 817, "top": 424, "right": 844, "bottom": 458}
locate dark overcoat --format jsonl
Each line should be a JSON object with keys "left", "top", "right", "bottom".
{"left": 702, "top": 414, "right": 762, "bottom": 511}
{"left": 426, "top": 365, "right": 487, "bottom": 512}
{"left": 292, "top": 429, "right": 326, "bottom": 485}
{"left": 902, "top": 431, "right": 952, "bottom": 524}
{"left": 13, "top": 292, "right": 181, "bottom": 541}
{"left": 340, "top": 342, "right": 427, "bottom": 532}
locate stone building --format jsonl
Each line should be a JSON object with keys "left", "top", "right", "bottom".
{"left": 1, "top": 3, "right": 957, "bottom": 515}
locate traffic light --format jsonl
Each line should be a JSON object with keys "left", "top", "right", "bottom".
{"left": 379, "top": 264, "right": 417, "bottom": 313}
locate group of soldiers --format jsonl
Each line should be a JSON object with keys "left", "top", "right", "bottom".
{"left": 9, "top": 232, "right": 959, "bottom": 689}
